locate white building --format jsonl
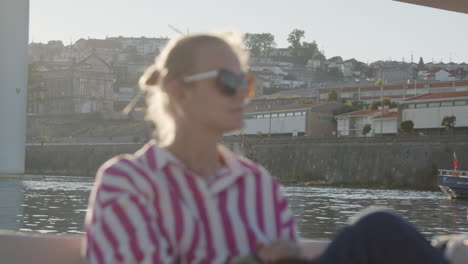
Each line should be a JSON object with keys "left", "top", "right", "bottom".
{"left": 226, "top": 103, "right": 342, "bottom": 137}
{"left": 239, "top": 105, "right": 309, "bottom": 136}
{"left": 336, "top": 108, "right": 398, "bottom": 137}
{"left": 108, "top": 36, "right": 169, "bottom": 55}
{"left": 319, "top": 80, "right": 468, "bottom": 104}
{"left": 371, "top": 111, "right": 398, "bottom": 135}
{"left": 400, "top": 91, "right": 468, "bottom": 134}
{"left": 340, "top": 61, "right": 354, "bottom": 78}
{"left": 423, "top": 69, "right": 457, "bottom": 82}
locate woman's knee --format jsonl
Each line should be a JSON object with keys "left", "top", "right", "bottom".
{"left": 350, "top": 209, "right": 407, "bottom": 236}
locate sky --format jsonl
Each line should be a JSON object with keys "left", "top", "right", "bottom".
{"left": 30, "top": 0, "right": 468, "bottom": 64}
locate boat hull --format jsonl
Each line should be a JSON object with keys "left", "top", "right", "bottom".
{"left": 438, "top": 175, "right": 468, "bottom": 199}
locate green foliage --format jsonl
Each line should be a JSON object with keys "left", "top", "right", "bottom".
{"left": 333, "top": 101, "right": 366, "bottom": 116}
{"left": 299, "top": 41, "right": 320, "bottom": 61}
{"left": 287, "top": 29, "right": 305, "bottom": 56}
{"left": 328, "top": 56, "right": 343, "bottom": 63}
{"left": 374, "top": 79, "right": 384, "bottom": 86}
{"left": 244, "top": 33, "right": 277, "bottom": 56}
{"left": 327, "top": 90, "right": 338, "bottom": 102}
{"left": 418, "top": 57, "right": 425, "bottom": 69}
{"left": 298, "top": 98, "right": 313, "bottom": 104}
{"left": 256, "top": 131, "right": 263, "bottom": 137}
{"left": 362, "top": 124, "right": 372, "bottom": 135}
{"left": 400, "top": 120, "right": 414, "bottom": 133}
{"left": 441, "top": 115, "right": 456, "bottom": 130}
{"left": 369, "top": 98, "right": 398, "bottom": 110}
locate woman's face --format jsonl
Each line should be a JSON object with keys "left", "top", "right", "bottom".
{"left": 180, "top": 42, "right": 248, "bottom": 134}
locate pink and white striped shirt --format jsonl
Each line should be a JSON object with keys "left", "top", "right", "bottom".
{"left": 84, "top": 140, "right": 298, "bottom": 264}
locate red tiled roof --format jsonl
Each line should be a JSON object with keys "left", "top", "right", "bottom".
{"left": 245, "top": 103, "right": 320, "bottom": 113}
{"left": 372, "top": 112, "right": 398, "bottom": 119}
{"left": 318, "top": 80, "right": 468, "bottom": 94}
{"left": 402, "top": 91, "right": 468, "bottom": 102}
{"left": 336, "top": 109, "right": 380, "bottom": 117}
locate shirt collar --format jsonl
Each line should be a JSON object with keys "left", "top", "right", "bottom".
{"left": 144, "top": 140, "right": 246, "bottom": 178}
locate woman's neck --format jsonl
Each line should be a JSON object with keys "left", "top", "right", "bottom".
{"left": 163, "top": 125, "right": 222, "bottom": 180}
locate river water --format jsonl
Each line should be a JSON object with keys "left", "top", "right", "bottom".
{"left": 2, "top": 176, "right": 468, "bottom": 239}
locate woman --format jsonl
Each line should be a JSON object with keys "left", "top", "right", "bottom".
{"left": 83, "top": 33, "right": 301, "bottom": 263}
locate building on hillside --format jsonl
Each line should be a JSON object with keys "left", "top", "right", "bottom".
{"left": 227, "top": 102, "right": 343, "bottom": 137}
{"left": 319, "top": 80, "right": 468, "bottom": 104}
{"left": 336, "top": 108, "right": 398, "bottom": 137}
{"left": 372, "top": 61, "right": 417, "bottom": 84}
{"left": 114, "top": 87, "right": 137, "bottom": 112}
{"left": 107, "top": 36, "right": 169, "bottom": 55}
{"left": 399, "top": 91, "right": 468, "bottom": 135}
{"left": 251, "top": 69, "right": 285, "bottom": 86}
{"left": 28, "top": 53, "right": 115, "bottom": 115}
{"left": 340, "top": 61, "right": 354, "bottom": 78}
{"left": 271, "top": 48, "right": 292, "bottom": 57}
{"left": 73, "top": 38, "right": 122, "bottom": 63}
{"left": 248, "top": 95, "right": 317, "bottom": 109}
{"left": 371, "top": 111, "right": 398, "bottom": 136}
{"left": 422, "top": 68, "right": 457, "bottom": 81}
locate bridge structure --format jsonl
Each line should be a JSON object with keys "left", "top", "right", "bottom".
{"left": 0, "top": 0, "right": 29, "bottom": 176}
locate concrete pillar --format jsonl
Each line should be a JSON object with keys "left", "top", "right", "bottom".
{"left": 0, "top": 0, "right": 29, "bottom": 175}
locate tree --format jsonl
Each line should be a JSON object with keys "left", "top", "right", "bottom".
{"left": 301, "top": 41, "right": 319, "bottom": 58}
{"left": 418, "top": 57, "right": 425, "bottom": 69}
{"left": 400, "top": 120, "right": 414, "bottom": 133}
{"left": 441, "top": 115, "right": 456, "bottom": 130}
{"left": 362, "top": 124, "right": 372, "bottom": 136}
{"left": 327, "top": 90, "right": 338, "bottom": 102}
{"left": 287, "top": 29, "right": 305, "bottom": 56}
{"left": 374, "top": 79, "right": 384, "bottom": 86}
{"left": 244, "top": 33, "right": 277, "bottom": 56}
{"left": 258, "top": 33, "right": 276, "bottom": 56}
{"left": 369, "top": 98, "right": 398, "bottom": 110}
{"left": 244, "top": 33, "right": 261, "bottom": 56}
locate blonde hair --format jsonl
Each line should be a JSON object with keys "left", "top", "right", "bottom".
{"left": 139, "top": 32, "right": 249, "bottom": 145}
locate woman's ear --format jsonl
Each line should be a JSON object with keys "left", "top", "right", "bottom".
{"left": 166, "top": 80, "right": 189, "bottom": 106}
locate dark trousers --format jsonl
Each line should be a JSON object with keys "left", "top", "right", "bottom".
{"left": 315, "top": 210, "right": 449, "bottom": 264}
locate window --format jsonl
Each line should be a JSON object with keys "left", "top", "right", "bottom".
{"left": 302, "top": 112, "right": 306, "bottom": 115}
{"left": 416, "top": 103, "right": 426, "bottom": 108}
{"left": 271, "top": 113, "right": 278, "bottom": 117}
{"left": 264, "top": 114, "right": 270, "bottom": 118}
{"left": 279, "top": 113, "right": 285, "bottom": 117}
{"left": 454, "top": 100, "right": 467, "bottom": 106}
{"left": 428, "top": 102, "right": 440, "bottom": 108}
{"left": 294, "top": 112, "right": 301, "bottom": 116}
{"left": 441, "top": 101, "right": 453, "bottom": 107}
{"left": 287, "top": 112, "right": 294, "bottom": 116}
{"left": 408, "top": 104, "right": 415, "bottom": 109}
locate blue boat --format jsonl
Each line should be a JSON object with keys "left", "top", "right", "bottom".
{"left": 438, "top": 169, "right": 468, "bottom": 199}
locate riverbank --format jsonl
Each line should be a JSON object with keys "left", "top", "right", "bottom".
{"left": 283, "top": 179, "right": 441, "bottom": 191}
{"left": 25, "top": 136, "right": 468, "bottom": 189}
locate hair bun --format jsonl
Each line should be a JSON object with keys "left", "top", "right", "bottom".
{"left": 145, "top": 69, "right": 160, "bottom": 86}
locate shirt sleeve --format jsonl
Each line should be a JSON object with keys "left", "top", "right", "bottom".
{"left": 84, "top": 162, "right": 174, "bottom": 264}
{"left": 273, "top": 180, "right": 300, "bottom": 243}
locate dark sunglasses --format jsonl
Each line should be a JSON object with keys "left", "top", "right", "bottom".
{"left": 183, "top": 69, "right": 256, "bottom": 98}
